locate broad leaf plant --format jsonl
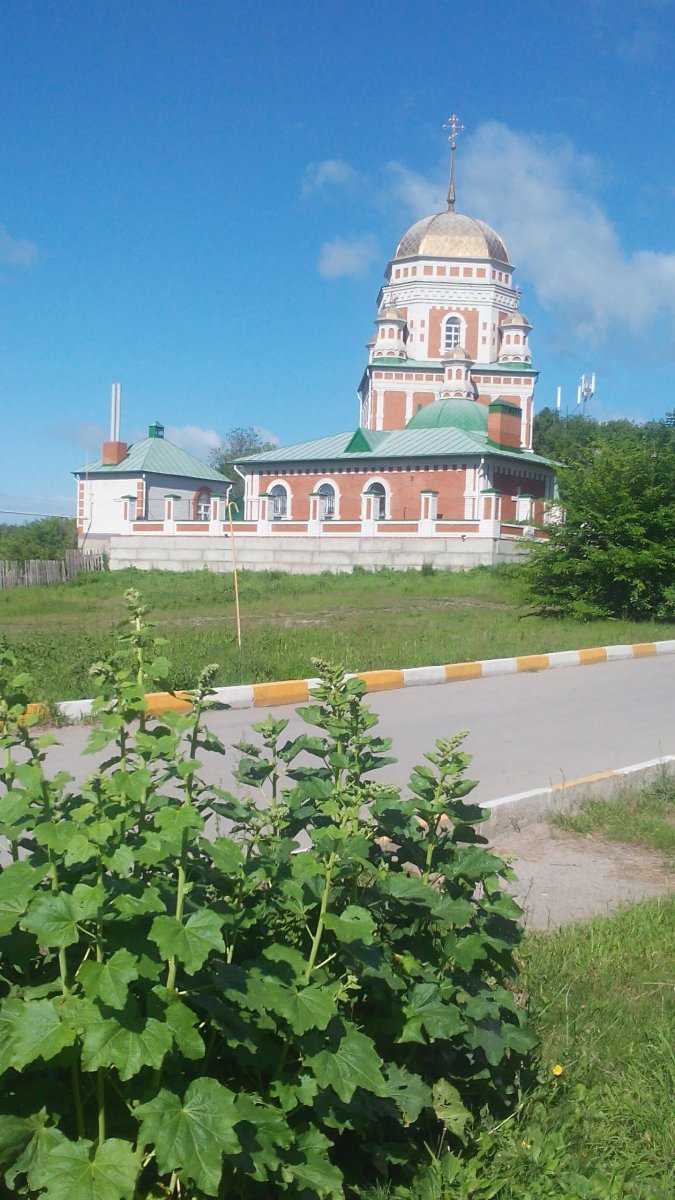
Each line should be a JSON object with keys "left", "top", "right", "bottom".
{"left": 0, "top": 589, "right": 534, "bottom": 1198}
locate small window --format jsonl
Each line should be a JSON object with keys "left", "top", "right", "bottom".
{"left": 195, "top": 491, "right": 211, "bottom": 521}
{"left": 317, "top": 482, "right": 336, "bottom": 519}
{"left": 365, "top": 481, "right": 386, "bottom": 519}
{"left": 443, "top": 316, "right": 461, "bottom": 351}
{"left": 269, "top": 484, "right": 288, "bottom": 520}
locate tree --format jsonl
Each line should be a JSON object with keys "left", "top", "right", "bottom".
{"left": 0, "top": 516, "right": 76, "bottom": 563}
{"left": 527, "top": 438, "right": 675, "bottom": 619}
{"left": 209, "top": 427, "right": 277, "bottom": 506}
{"left": 533, "top": 407, "right": 675, "bottom": 465}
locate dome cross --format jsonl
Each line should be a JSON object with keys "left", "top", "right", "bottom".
{"left": 443, "top": 113, "right": 464, "bottom": 211}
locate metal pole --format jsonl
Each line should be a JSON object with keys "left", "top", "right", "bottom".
{"left": 227, "top": 500, "right": 242, "bottom": 652}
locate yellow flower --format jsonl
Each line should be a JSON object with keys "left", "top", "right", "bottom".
{"left": 551, "top": 1063, "right": 564, "bottom": 1077}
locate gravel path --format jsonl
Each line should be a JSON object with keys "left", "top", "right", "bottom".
{"left": 495, "top": 823, "right": 673, "bottom": 928}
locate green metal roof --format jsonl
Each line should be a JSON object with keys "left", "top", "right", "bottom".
{"left": 369, "top": 357, "right": 444, "bottom": 370}
{"left": 74, "top": 437, "right": 228, "bottom": 482}
{"left": 238, "top": 427, "right": 554, "bottom": 468}
{"left": 477, "top": 361, "right": 537, "bottom": 373}
{"left": 367, "top": 357, "right": 537, "bottom": 374}
{"left": 407, "top": 398, "right": 488, "bottom": 432}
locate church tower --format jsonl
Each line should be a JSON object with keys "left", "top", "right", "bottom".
{"left": 358, "top": 115, "right": 537, "bottom": 449}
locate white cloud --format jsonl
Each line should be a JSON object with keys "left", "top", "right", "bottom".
{"left": 165, "top": 424, "right": 222, "bottom": 457}
{"left": 458, "top": 122, "right": 675, "bottom": 345}
{"left": 0, "top": 224, "right": 37, "bottom": 267}
{"left": 385, "top": 161, "right": 445, "bottom": 220}
{"left": 302, "top": 159, "right": 359, "bottom": 195}
{"left": 318, "top": 235, "right": 379, "bottom": 279}
{"left": 52, "top": 420, "right": 107, "bottom": 451}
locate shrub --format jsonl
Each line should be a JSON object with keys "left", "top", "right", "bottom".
{"left": 0, "top": 592, "right": 533, "bottom": 1198}
{"left": 527, "top": 438, "right": 675, "bottom": 619}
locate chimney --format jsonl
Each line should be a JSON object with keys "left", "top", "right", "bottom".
{"left": 487, "top": 399, "right": 522, "bottom": 449}
{"left": 101, "top": 382, "right": 128, "bottom": 465}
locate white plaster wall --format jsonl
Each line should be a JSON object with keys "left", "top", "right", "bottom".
{"left": 78, "top": 476, "right": 134, "bottom": 537}
{"left": 78, "top": 473, "right": 229, "bottom": 534}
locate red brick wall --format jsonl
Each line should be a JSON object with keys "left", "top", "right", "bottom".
{"left": 382, "top": 390, "right": 407, "bottom": 430}
{"left": 412, "top": 390, "right": 436, "bottom": 414}
{"left": 488, "top": 409, "right": 521, "bottom": 448}
{"left": 428, "top": 307, "right": 479, "bottom": 358}
{"left": 258, "top": 467, "right": 469, "bottom": 521}
{"left": 493, "top": 469, "right": 547, "bottom": 499}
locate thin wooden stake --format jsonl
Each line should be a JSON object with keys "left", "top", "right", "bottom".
{"left": 227, "top": 501, "right": 242, "bottom": 651}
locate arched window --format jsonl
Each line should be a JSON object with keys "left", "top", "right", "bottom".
{"left": 443, "top": 316, "right": 461, "bottom": 351}
{"left": 317, "top": 482, "right": 336, "bottom": 519}
{"left": 365, "top": 481, "right": 387, "bottom": 519}
{"left": 269, "top": 483, "right": 288, "bottom": 520}
{"left": 194, "top": 489, "right": 211, "bottom": 521}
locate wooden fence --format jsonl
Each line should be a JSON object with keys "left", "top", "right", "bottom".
{"left": 0, "top": 549, "right": 107, "bottom": 590}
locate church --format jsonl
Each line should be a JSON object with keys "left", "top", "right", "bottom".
{"left": 89, "top": 118, "right": 558, "bottom": 574}
{"left": 233, "top": 117, "right": 556, "bottom": 540}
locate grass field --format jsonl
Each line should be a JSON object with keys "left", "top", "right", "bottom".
{"left": 371, "top": 896, "right": 675, "bottom": 1199}
{"left": 553, "top": 773, "right": 675, "bottom": 864}
{"left": 2, "top": 564, "right": 675, "bottom": 702}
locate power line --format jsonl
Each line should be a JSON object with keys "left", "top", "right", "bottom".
{"left": 0, "top": 509, "right": 73, "bottom": 520}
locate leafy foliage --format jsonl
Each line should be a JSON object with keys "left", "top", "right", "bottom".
{"left": 209, "top": 425, "right": 277, "bottom": 498}
{"left": 0, "top": 517, "right": 77, "bottom": 564}
{"left": 532, "top": 406, "right": 675, "bottom": 465}
{"left": 527, "top": 437, "right": 675, "bottom": 619}
{"left": 0, "top": 592, "right": 532, "bottom": 1198}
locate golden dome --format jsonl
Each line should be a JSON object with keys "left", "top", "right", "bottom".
{"left": 395, "top": 210, "right": 509, "bottom": 264}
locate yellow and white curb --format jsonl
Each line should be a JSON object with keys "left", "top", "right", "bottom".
{"left": 482, "top": 754, "right": 675, "bottom": 834}
{"left": 51, "top": 637, "right": 675, "bottom": 723}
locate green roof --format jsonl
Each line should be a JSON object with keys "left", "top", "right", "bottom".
{"left": 238, "top": 426, "right": 554, "bottom": 468}
{"left": 367, "top": 357, "right": 537, "bottom": 374}
{"left": 74, "top": 437, "right": 228, "bottom": 482}
{"left": 407, "top": 398, "right": 488, "bottom": 433}
{"left": 369, "top": 357, "right": 444, "bottom": 371}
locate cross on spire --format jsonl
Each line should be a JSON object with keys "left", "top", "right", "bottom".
{"left": 443, "top": 113, "right": 464, "bottom": 211}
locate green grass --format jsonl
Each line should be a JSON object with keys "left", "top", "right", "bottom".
{"left": 373, "top": 897, "right": 675, "bottom": 1198}
{"left": 2, "top": 563, "right": 675, "bottom": 702}
{"left": 552, "top": 774, "right": 675, "bottom": 864}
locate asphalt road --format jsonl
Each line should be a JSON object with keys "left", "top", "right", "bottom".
{"left": 43, "top": 654, "right": 675, "bottom": 802}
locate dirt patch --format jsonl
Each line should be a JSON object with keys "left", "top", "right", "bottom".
{"left": 493, "top": 823, "right": 673, "bottom": 929}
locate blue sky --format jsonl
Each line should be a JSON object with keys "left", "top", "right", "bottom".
{"left": 2, "top": 0, "right": 675, "bottom": 517}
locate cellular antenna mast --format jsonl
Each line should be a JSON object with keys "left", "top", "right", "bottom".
{"left": 443, "top": 113, "right": 464, "bottom": 211}
{"left": 576, "top": 372, "right": 596, "bottom": 415}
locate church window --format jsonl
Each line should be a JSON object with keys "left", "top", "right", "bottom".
{"left": 443, "top": 316, "right": 461, "bottom": 351}
{"left": 365, "top": 481, "right": 387, "bottom": 519}
{"left": 317, "top": 482, "right": 336, "bottom": 519}
{"left": 269, "top": 484, "right": 288, "bottom": 520}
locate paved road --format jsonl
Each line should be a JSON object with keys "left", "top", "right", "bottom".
{"left": 44, "top": 655, "right": 675, "bottom": 802}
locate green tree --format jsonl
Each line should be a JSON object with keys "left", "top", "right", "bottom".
{"left": 533, "top": 407, "right": 675, "bottom": 465}
{"left": 527, "top": 438, "right": 675, "bottom": 619}
{"left": 209, "top": 426, "right": 277, "bottom": 500}
{"left": 0, "top": 517, "right": 76, "bottom": 563}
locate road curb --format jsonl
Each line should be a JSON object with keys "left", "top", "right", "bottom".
{"left": 482, "top": 754, "right": 675, "bottom": 834}
{"left": 49, "top": 636, "right": 675, "bottom": 722}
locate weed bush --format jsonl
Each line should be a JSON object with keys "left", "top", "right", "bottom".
{"left": 0, "top": 592, "right": 533, "bottom": 1198}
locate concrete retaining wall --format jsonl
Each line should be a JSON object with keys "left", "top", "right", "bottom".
{"left": 109, "top": 533, "right": 527, "bottom": 574}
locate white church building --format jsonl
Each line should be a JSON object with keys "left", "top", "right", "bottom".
{"left": 74, "top": 386, "right": 230, "bottom": 551}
